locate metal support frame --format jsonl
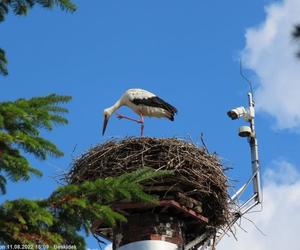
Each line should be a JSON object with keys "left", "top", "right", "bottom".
{"left": 227, "top": 92, "right": 262, "bottom": 214}
{"left": 184, "top": 231, "right": 212, "bottom": 250}
{"left": 192, "top": 92, "right": 263, "bottom": 250}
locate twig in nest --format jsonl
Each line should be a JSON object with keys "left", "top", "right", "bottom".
{"left": 92, "top": 233, "right": 106, "bottom": 250}
{"left": 236, "top": 220, "right": 248, "bottom": 233}
{"left": 244, "top": 216, "right": 266, "bottom": 236}
{"left": 200, "top": 132, "right": 209, "bottom": 153}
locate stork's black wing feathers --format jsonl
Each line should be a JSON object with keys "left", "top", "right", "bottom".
{"left": 132, "top": 96, "right": 177, "bottom": 120}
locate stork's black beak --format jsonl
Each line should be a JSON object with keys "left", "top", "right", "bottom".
{"left": 102, "top": 115, "right": 109, "bottom": 135}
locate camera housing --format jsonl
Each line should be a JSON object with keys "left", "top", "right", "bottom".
{"left": 227, "top": 106, "right": 247, "bottom": 120}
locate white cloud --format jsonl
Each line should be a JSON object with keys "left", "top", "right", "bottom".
{"left": 104, "top": 244, "right": 112, "bottom": 250}
{"left": 242, "top": 0, "right": 300, "bottom": 130}
{"left": 219, "top": 160, "right": 300, "bottom": 250}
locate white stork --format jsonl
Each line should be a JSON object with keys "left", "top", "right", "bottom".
{"left": 102, "top": 88, "right": 177, "bottom": 136}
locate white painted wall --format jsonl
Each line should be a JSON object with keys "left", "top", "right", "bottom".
{"left": 117, "top": 240, "right": 179, "bottom": 250}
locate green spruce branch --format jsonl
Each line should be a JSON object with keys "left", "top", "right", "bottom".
{"left": 0, "top": 48, "right": 8, "bottom": 76}
{"left": 0, "top": 94, "right": 72, "bottom": 194}
{"left": 293, "top": 25, "right": 300, "bottom": 58}
{"left": 0, "top": 167, "right": 172, "bottom": 249}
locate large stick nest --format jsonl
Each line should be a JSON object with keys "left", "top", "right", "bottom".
{"left": 67, "top": 137, "right": 229, "bottom": 227}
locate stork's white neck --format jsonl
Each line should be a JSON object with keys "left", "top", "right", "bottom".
{"left": 106, "top": 99, "right": 122, "bottom": 116}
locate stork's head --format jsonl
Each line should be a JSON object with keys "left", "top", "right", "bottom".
{"left": 102, "top": 108, "right": 113, "bottom": 135}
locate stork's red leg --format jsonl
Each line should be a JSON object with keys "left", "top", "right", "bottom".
{"left": 140, "top": 114, "right": 144, "bottom": 137}
{"left": 116, "top": 113, "right": 145, "bottom": 136}
{"left": 116, "top": 114, "right": 144, "bottom": 136}
{"left": 116, "top": 113, "right": 143, "bottom": 123}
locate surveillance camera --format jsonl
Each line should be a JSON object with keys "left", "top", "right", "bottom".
{"left": 227, "top": 106, "right": 247, "bottom": 120}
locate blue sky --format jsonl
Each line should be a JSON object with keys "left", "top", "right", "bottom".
{"left": 1, "top": 0, "right": 300, "bottom": 249}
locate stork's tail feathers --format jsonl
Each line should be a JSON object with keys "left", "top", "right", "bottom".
{"left": 168, "top": 113, "right": 175, "bottom": 121}
{"left": 158, "top": 97, "right": 177, "bottom": 115}
{"left": 157, "top": 97, "right": 177, "bottom": 121}
{"left": 162, "top": 99, "right": 177, "bottom": 121}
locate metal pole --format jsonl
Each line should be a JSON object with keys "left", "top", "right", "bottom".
{"left": 248, "top": 93, "right": 262, "bottom": 204}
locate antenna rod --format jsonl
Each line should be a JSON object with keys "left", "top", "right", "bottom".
{"left": 240, "top": 61, "right": 254, "bottom": 96}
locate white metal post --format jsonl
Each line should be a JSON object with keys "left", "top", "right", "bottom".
{"left": 247, "top": 92, "right": 262, "bottom": 204}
